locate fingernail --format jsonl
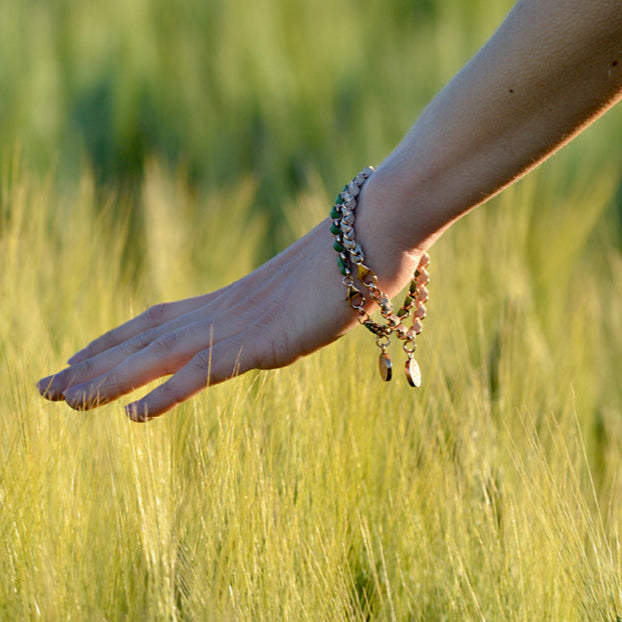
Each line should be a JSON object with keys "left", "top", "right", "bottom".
{"left": 63, "top": 384, "right": 92, "bottom": 410}
{"left": 37, "top": 375, "right": 65, "bottom": 401}
{"left": 125, "top": 403, "right": 148, "bottom": 422}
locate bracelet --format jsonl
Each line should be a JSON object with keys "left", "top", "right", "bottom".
{"left": 330, "top": 166, "right": 430, "bottom": 387}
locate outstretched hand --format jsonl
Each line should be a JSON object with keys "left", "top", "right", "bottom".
{"left": 37, "top": 208, "right": 417, "bottom": 422}
{"left": 37, "top": 221, "right": 366, "bottom": 421}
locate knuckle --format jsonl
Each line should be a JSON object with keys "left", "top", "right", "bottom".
{"left": 147, "top": 330, "right": 181, "bottom": 356}
{"left": 253, "top": 332, "right": 282, "bottom": 370}
{"left": 142, "top": 303, "right": 169, "bottom": 328}
{"left": 78, "top": 356, "right": 95, "bottom": 378}
{"left": 158, "top": 381, "right": 185, "bottom": 408}
{"left": 247, "top": 306, "right": 293, "bottom": 371}
{"left": 190, "top": 349, "right": 212, "bottom": 372}
{"left": 100, "top": 368, "right": 119, "bottom": 393}
{"left": 128, "top": 327, "right": 159, "bottom": 352}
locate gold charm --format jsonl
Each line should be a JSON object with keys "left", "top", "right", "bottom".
{"left": 346, "top": 285, "right": 364, "bottom": 308}
{"left": 356, "top": 263, "right": 372, "bottom": 281}
{"left": 405, "top": 357, "right": 422, "bottom": 388}
{"left": 378, "top": 352, "right": 392, "bottom": 381}
{"left": 356, "top": 263, "right": 377, "bottom": 287}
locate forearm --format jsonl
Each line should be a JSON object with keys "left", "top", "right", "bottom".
{"left": 360, "top": 0, "right": 622, "bottom": 283}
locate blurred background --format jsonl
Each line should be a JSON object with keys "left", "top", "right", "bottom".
{"left": 5, "top": 0, "right": 622, "bottom": 255}
{"left": 1, "top": 0, "right": 526, "bottom": 253}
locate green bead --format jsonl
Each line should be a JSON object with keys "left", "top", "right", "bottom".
{"left": 403, "top": 295, "right": 414, "bottom": 307}
{"left": 333, "top": 240, "right": 344, "bottom": 252}
{"left": 330, "top": 206, "right": 341, "bottom": 219}
{"left": 335, "top": 195, "right": 344, "bottom": 205}
{"left": 330, "top": 222, "right": 341, "bottom": 236}
{"left": 337, "top": 256, "right": 347, "bottom": 276}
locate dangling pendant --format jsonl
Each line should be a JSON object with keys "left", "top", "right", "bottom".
{"left": 378, "top": 352, "right": 392, "bottom": 381}
{"left": 405, "top": 356, "right": 422, "bottom": 388}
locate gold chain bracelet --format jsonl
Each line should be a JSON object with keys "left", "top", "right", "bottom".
{"left": 330, "top": 166, "right": 430, "bottom": 386}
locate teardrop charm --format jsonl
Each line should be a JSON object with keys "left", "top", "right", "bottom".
{"left": 378, "top": 352, "right": 392, "bottom": 381}
{"left": 405, "top": 357, "right": 422, "bottom": 388}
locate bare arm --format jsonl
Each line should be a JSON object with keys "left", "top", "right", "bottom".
{"left": 361, "top": 0, "right": 622, "bottom": 284}
{"left": 38, "top": 0, "right": 622, "bottom": 420}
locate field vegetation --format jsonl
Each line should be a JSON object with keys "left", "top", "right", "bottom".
{"left": 3, "top": 0, "right": 622, "bottom": 619}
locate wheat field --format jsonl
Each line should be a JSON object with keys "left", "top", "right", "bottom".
{"left": 3, "top": 0, "right": 622, "bottom": 619}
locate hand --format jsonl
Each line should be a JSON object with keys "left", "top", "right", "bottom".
{"left": 37, "top": 222, "right": 354, "bottom": 420}
{"left": 37, "top": 217, "right": 410, "bottom": 422}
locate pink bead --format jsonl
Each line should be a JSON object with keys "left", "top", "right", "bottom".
{"left": 416, "top": 286, "right": 429, "bottom": 303}
{"left": 414, "top": 305, "right": 426, "bottom": 319}
{"left": 416, "top": 268, "right": 430, "bottom": 285}
{"left": 412, "top": 319, "right": 423, "bottom": 334}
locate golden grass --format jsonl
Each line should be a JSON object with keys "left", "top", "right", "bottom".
{"left": 3, "top": 145, "right": 622, "bottom": 619}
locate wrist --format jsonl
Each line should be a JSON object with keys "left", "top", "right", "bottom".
{"left": 328, "top": 166, "right": 432, "bottom": 387}
{"left": 352, "top": 165, "right": 435, "bottom": 298}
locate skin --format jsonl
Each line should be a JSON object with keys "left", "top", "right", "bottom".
{"left": 38, "top": 0, "right": 622, "bottom": 421}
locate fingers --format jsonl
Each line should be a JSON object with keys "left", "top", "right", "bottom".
{"left": 38, "top": 295, "right": 235, "bottom": 401}
{"left": 124, "top": 339, "right": 256, "bottom": 421}
{"left": 66, "top": 294, "right": 215, "bottom": 365}
{"left": 61, "top": 303, "right": 282, "bottom": 418}
{"left": 38, "top": 326, "right": 162, "bottom": 400}
{"left": 63, "top": 327, "right": 257, "bottom": 419}
{"left": 53, "top": 223, "right": 317, "bottom": 374}
{"left": 54, "top": 300, "right": 274, "bottom": 410}
{"left": 61, "top": 322, "right": 210, "bottom": 409}
{"left": 37, "top": 221, "right": 355, "bottom": 419}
